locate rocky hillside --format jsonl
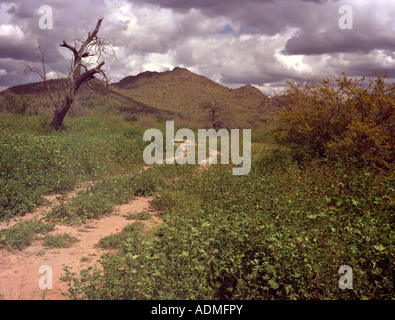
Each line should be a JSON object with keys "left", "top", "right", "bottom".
{"left": 1, "top": 67, "right": 282, "bottom": 127}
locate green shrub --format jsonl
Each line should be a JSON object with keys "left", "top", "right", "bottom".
{"left": 0, "top": 92, "right": 30, "bottom": 114}
{"left": 0, "top": 116, "right": 147, "bottom": 220}
{"left": 61, "top": 154, "right": 394, "bottom": 300}
{"left": 125, "top": 211, "right": 152, "bottom": 220}
{"left": 0, "top": 220, "right": 55, "bottom": 251}
{"left": 43, "top": 233, "right": 79, "bottom": 249}
{"left": 97, "top": 222, "right": 144, "bottom": 249}
{"left": 276, "top": 74, "right": 395, "bottom": 168}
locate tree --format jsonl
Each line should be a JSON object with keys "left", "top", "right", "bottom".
{"left": 25, "top": 17, "right": 112, "bottom": 130}
{"left": 276, "top": 73, "right": 395, "bottom": 168}
{"left": 202, "top": 97, "right": 231, "bottom": 129}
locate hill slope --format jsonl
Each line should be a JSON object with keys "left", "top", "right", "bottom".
{"left": 1, "top": 67, "right": 278, "bottom": 127}
{"left": 0, "top": 78, "right": 175, "bottom": 120}
{"left": 114, "top": 67, "right": 268, "bottom": 114}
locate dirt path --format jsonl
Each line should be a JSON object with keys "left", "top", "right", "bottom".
{"left": 0, "top": 193, "right": 160, "bottom": 300}
{"left": 165, "top": 139, "right": 221, "bottom": 165}
{"left": 0, "top": 140, "right": 216, "bottom": 300}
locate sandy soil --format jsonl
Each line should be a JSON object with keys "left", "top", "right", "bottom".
{"left": 0, "top": 192, "right": 161, "bottom": 300}
{"left": 0, "top": 142, "right": 214, "bottom": 300}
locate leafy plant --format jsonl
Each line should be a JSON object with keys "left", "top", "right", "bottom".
{"left": 43, "top": 233, "right": 79, "bottom": 249}
{"left": 0, "top": 220, "right": 55, "bottom": 251}
{"left": 276, "top": 73, "right": 394, "bottom": 168}
{"left": 0, "top": 115, "right": 147, "bottom": 220}
{"left": 125, "top": 211, "right": 152, "bottom": 220}
{"left": 97, "top": 221, "right": 144, "bottom": 249}
{"left": 61, "top": 152, "right": 394, "bottom": 300}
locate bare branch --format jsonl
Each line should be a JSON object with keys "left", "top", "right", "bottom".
{"left": 60, "top": 41, "right": 77, "bottom": 55}
{"left": 25, "top": 17, "right": 111, "bottom": 130}
{"left": 22, "top": 44, "right": 58, "bottom": 107}
{"left": 77, "top": 16, "right": 104, "bottom": 57}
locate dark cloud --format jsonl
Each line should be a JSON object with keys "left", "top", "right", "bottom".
{"left": 130, "top": 0, "right": 341, "bottom": 36}
{"left": 130, "top": 0, "right": 337, "bottom": 11}
{"left": 0, "top": 0, "right": 394, "bottom": 93}
{"left": 284, "top": 29, "right": 395, "bottom": 55}
{"left": 327, "top": 51, "right": 395, "bottom": 78}
{"left": 129, "top": 0, "right": 279, "bottom": 37}
{"left": 0, "top": 36, "right": 36, "bottom": 60}
{"left": 283, "top": 2, "right": 395, "bottom": 56}
{"left": 0, "top": 0, "right": 115, "bottom": 81}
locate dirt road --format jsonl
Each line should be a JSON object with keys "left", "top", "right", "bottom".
{"left": 0, "top": 194, "right": 160, "bottom": 300}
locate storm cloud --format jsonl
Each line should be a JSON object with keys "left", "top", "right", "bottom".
{"left": 0, "top": 0, "right": 394, "bottom": 93}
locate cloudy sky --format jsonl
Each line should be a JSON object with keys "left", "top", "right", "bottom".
{"left": 0, "top": 0, "right": 394, "bottom": 94}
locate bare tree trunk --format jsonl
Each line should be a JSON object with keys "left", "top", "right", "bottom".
{"left": 24, "top": 17, "right": 111, "bottom": 130}
{"left": 50, "top": 89, "right": 75, "bottom": 129}
{"left": 49, "top": 17, "right": 107, "bottom": 130}
{"left": 50, "top": 59, "right": 105, "bottom": 129}
{"left": 203, "top": 97, "right": 223, "bottom": 129}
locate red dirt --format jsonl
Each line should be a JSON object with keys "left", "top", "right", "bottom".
{"left": 0, "top": 194, "right": 161, "bottom": 300}
{"left": 0, "top": 145, "right": 213, "bottom": 300}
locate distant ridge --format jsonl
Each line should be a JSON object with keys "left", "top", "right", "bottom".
{"left": 1, "top": 67, "right": 281, "bottom": 127}
{"left": 112, "top": 67, "right": 268, "bottom": 116}
{"left": 113, "top": 70, "right": 162, "bottom": 89}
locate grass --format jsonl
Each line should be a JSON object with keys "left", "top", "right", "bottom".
{"left": 114, "top": 67, "right": 269, "bottom": 129}
{"left": 46, "top": 174, "right": 150, "bottom": 223}
{"left": 78, "top": 225, "right": 96, "bottom": 233}
{"left": 0, "top": 115, "right": 147, "bottom": 221}
{"left": 97, "top": 221, "right": 144, "bottom": 249}
{"left": 43, "top": 233, "right": 79, "bottom": 249}
{"left": 61, "top": 148, "right": 394, "bottom": 300}
{"left": 125, "top": 211, "right": 152, "bottom": 220}
{"left": 0, "top": 220, "right": 55, "bottom": 251}
{"left": 0, "top": 113, "right": 393, "bottom": 300}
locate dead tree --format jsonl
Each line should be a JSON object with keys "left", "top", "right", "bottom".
{"left": 202, "top": 97, "right": 224, "bottom": 129}
{"left": 23, "top": 44, "right": 63, "bottom": 110}
{"left": 25, "top": 17, "right": 112, "bottom": 130}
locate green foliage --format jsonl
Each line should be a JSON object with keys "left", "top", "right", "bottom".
{"left": 0, "top": 219, "right": 55, "bottom": 251}
{"left": 46, "top": 166, "right": 173, "bottom": 223}
{"left": 125, "top": 211, "right": 152, "bottom": 220}
{"left": 0, "top": 92, "right": 31, "bottom": 114}
{"left": 43, "top": 233, "right": 79, "bottom": 249}
{"left": 0, "top": 115, "right": 147, "bottom": 220}
{"left": 46, "top": 175, "right": 135, "bottom": 223}
{"left": 276, "top": 73, "right": 395, "bottom": 168}
{"left": 0, "top": 105, "right": 393, "bottom": 300}
{"left": 131, "top": 164, "right": 194, "bottom": 197}
{"left": 97, "top": 221, "right": 144, "bottom": 249}
{"left": 61, "top": 152, "right": 394, "bottom": 300}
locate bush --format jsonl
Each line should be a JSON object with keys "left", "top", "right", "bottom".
{"left": 0, "top": 116, "right": 147, "bottom": 220}
{"left": 46, "top": 175, "right": 137, "bottom": 223}
{"left": 0, "top": 220, "right": 55, "bottom": 251}
{"left": 97, "top": 222, "right": 144, "bottom": 249}
{"left": 0, "top": 92, "right": 30, "bottom": 114}
{"left": 43, "top": 233, "right": 79, "bottom": 249}
{"left": 125, "top": 211, "right": 152, "bottom": 220}
{"left": 61, "top": 155, "right": 394, "bottom": 300}
{"left": 276, "top": 73, "right": 395, "bottom": 168}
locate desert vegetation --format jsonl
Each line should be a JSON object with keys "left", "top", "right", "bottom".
{"left": 0, "top": 71, "right": 393, "bottom": 300}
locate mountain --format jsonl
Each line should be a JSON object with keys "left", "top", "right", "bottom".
{"left": 114, "top": 70, "right": 163, "bottom": 88}
{"left": 113, "top": 67, "right": 269, "bottom": 114}
{"left": 0, "top": 78, "right": 175, "bottom": 120}
{"left": 1, "top": 67, "right": 278, "bottom": 128}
